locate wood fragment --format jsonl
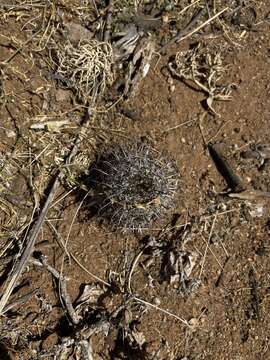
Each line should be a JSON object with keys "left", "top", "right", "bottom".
{"left": 249, "top": 268, "right": 260, "bottom": 320}
{"left": 77, "top": 340, "right": 94, "bottom": 360}
{"left": 208, "top": 143, "right": 245, "bottom": 192}
{"left": 103, "top": 0, "right": 113, "bottom": 42}
{"left": 0, "top": 174, "right": 62, "bottom": 315}
{"left": 229, "top": 189, "right": 270, "bottom": 201}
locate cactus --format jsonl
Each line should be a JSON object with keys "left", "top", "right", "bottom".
{"left": 89, "top": 142, "right": 179, "bottom": 232}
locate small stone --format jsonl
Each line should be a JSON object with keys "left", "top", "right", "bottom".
{"left": 41, "top": 333, "right": 58, "bottom": 350}
{"left": 55, "top": 88, "right": 72, "bottom": 102}
{"left": 65, "top": 22, "right": 93, "bottom": 45}
{"left": 162, "top": 14, "right": 169, "bottom": 23}
{"left": 5, "top": 129, "right": 16, "bottom": 138}
{"left": 152, "top": 297, "right": 161, "bottom": 306}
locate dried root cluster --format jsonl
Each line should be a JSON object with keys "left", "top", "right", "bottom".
{"left": 169, "top": 43, "right": 234, "bottom": 114}
{"left": 90, "top": 142, "right": 179, "bottom": 232}
{"left": 56, "top": 39, "right": 115, "bottom": 101}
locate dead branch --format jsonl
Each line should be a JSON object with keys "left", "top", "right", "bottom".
{"left": 208, "top": 143, "right": 245, "bottom": 192}
{"left": 0, "top": 94, "right": 97, "bottom": 316}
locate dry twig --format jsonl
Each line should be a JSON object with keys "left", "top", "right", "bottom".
{"left": 0, "top": 90, "right": 97, "bottom": 315}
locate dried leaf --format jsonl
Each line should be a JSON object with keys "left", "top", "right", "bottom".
{"left": 131, "top": 328, "right": 146, "bottom": 347}
{"left": 76, "top": 284, "right": 105, "bottom": 306}
{"left": 30, "top": 119, "right": 72, "bottom": 132}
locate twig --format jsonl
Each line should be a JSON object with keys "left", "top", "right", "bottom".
{"left": 48, "top": 220, "right": 110, "bottom": 286}
{"left": 61, "top": 190, "right": 90, "bottom": 268}
{"left": 200, "top": 234, "right": 223, "bottom": 270}
{"left": 0, "top": 94, "right": 97, "bottom": 315}
{"left": 0, "top": 173, "right": 63, "bottom": 315}
{"left": 198, "top": 112, "right": 207, "bottom": 147}
{"left": 38, "top": 255, "right": 80, "bottom": 325}
{"left": 70, "top": 252, "right": 111, "bottom": 287}
{"left": 163, "top": 117, "right": 197, "bottom": 133}
{"left": 179, "top": 0, "right": 201, "bottom": 16}
{"left": 1, "top": 29, "right": 42, "bottom": 65}
{"left": 208, "top": 142, "right": 245, "bottom": 192}
{"left": 215, "top": 256, "right": 230, "bottom": 287}
{"left": 162, "top": 7, "right": 228, "bottom": 52}
{"left": 127, "top": 246, "right": 147, "bottom": 293}
{"left": 160, "top": 7, "right": 206, "bottom": 53}
{"left": 103, "top": 0, "right": 113, "bottom": 42}
{"left": 134, "top": 296, "right": 190, "bottom": 327}
{"left": 3, "top": 289, "right": 38, "bottom": 313}
{"left": 177, "top": 8, "right": 229, "bottom": 43}
{"left": 0, "top": 4, "right": 45, "bottom": 10}
{"left": 229, "top": 190, "right": 270, "bottom": 201}
{"left": 199, "top": 214, "right": 217, "bottom": 278}
{"left": 201, "top": 208, "right": 239, "bottom": 219}
{"left": 47, "top": 221, "right": 71, "bottom": 260}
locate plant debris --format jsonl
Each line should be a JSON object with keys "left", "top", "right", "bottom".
{"left": 169, "top": 43, "right": 235, "bottom": 114}
{"left": 56, "top": 39, "right": 115, "bottom": 102}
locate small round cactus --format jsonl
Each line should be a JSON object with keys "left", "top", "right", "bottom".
{"left": 89, "top": 142, "right": 179, "bottom": 232}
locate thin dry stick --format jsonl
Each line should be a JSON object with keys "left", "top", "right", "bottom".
{"left": 0, "top": 3, "right": 45, "bottom": 10}
{"left": 70, "top": 252, "right": 110, "bottom": 287}
{"left": 201, "top": 234, "right": 223, "bottom": 270}
{"left": 3, "top": 290, "right": 38, "bottom": 313}
{"left": 0, "top": 97, "right": 97, "bottom": 315}
{"left": 127, "top": 246, "right": 146, "bottom": 293}
{"left": 59, "top": 190, "right": 90, "bottom": 305}
{"left": 179, "top": 0, "right": 201, "bottom": 15}
{"left": 219, "top": 238, "right": 229, "bottom": 257}
{"left": 201, "top": 208, "right": 239, "bottom": 219}
{"left": 164, "top": 118, "right": 197, "bottom": 133}
{"left": 0, "top": 175, "right": 62, "bottom": 315}
{"left": 1, "top": 29, "right": 42, "bottom": 65}
{"left": 178, "top": 7, "right": 228, "bottom": 43}
{"left": 199, "top": 214, "right": 217, "bottom": 278}
{"left": 47, "top": 221, "right": 71, "bottom": 260}
{"left": 38, "top": 256, "right": 80, "bottom": 325}
{"left": 208, "top": 119, "right": 232, "bottom": 144}
{"left": 198, "top": 112, "right": 207, "bottom": 147}
{"left": 50, "top": 187, "right": 76, "bottom": 209}
{"left": 48, "top": 216, "right": 110, "bottom": 287}
{"left": 134, "top": 296, "right": 190, "bottom": 327}
{"left": 62, "top": 190, "right": 90, "bottom": 262}
{"left": 103, "top": 0, "right": 113, "bottom": 42}
{"left": 160, "top": 6, "right": 206, "bottom": 52}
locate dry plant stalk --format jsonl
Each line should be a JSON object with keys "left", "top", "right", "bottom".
{"left": 0, "top": 100, "right": 97, "bottom": 315}
{"left": 169, "top": 43, "right": 234, "bottom": 115}
{"left": 57, "top": 39, "right": 115, "bottom": 101}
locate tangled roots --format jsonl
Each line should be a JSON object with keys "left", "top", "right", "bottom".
{"left": 56, "top": 39, "right": 114, "bottom": 101}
